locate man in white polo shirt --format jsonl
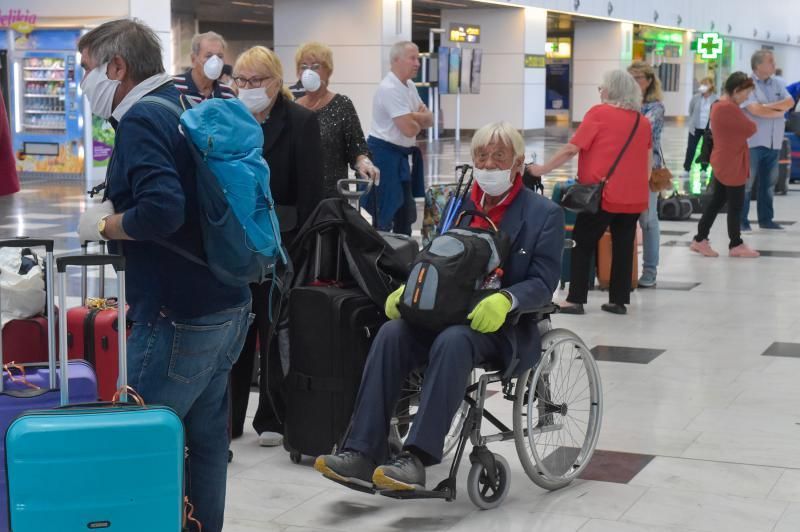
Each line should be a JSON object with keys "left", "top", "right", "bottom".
{"left": 362, "top": 41, "right": 433, "bottom": 235}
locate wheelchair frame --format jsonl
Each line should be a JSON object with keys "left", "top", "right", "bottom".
{"left": 380, "top": 304, "right": 603, "bottom": 508}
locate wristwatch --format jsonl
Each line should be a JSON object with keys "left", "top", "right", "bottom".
{"left": 97, "top": 215, "right": 110, "bottom": 239}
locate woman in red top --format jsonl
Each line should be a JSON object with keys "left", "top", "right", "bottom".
{"left": 689, "top": 73, "right": 759, "bottom": 258}
{"left": 529, "top": 69, "right": 651, "bottom": 315}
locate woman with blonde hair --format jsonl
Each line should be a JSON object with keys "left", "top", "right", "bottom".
{"left": 628, "top": 61, "right": 664, "bottom": 289}
{"left": 294, "top": 41, "right": 378, "bottom": 197}
{"left": 230, "top": 45, "right": 324, "bottom": 447}
{"left": 684, "top": 76, "right": 719, "bottom": 175}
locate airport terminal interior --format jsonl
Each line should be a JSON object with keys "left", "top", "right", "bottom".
{"left": 4, "top": 0, "right": 800, "bottom": 530}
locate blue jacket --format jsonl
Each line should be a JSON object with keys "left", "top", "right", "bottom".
{"left": 106, "top": 84, "right": 249, "bottom": 321}
{"left": 458, "top": 188, "right": 565, "bottom": 373}
{"left": 361, "top": 136, "right": 425, "bottom": 228}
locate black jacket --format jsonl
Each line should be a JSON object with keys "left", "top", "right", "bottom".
{"left": 262, "top": 92, "right": 324, "bottom": 245}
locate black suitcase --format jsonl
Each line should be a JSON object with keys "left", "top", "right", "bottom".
{"left": 284, "top": 286, "right": 385, "bottom": 462}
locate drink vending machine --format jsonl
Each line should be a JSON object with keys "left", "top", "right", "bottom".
{"left": 10, "top": 29, "right": 87, "bottom": 179}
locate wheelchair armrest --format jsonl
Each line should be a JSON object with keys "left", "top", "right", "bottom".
{"left": 508, "top": 302, "right": 559, "bottom": 325}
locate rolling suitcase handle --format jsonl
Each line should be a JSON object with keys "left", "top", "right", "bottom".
{"left": 56, "top": 253, "right": 126, "bottom": 406}
{"left": 337, "top": 178, "right": 378, "bottom": 228}
{"left": 0, "top": 238, "right": 57, "bottom": 391}
{"left": 80, "top": 241, "right": 107, "bottom": 303}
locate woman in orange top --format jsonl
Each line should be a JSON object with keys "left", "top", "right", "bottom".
{"left": 690, "top": 72, "right": 759, "bottom": 258}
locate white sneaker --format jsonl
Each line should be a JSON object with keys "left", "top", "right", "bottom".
{"left": 258, "top": 431, "right": 284, "bottom": 447}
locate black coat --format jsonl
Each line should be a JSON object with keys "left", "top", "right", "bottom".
{"left": 261, "top": 93, "right": 324, "bottom": 245}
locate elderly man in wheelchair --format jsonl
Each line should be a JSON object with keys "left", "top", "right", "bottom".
{"left": 315, "top": 122, "right": 601, "bottom": 508}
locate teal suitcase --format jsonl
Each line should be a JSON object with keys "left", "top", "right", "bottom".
{"left": 5, "top": 254, "right": 185, "bottom": 532}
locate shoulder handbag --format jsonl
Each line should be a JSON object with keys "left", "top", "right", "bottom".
{"left": 560, "top": 112, "right": 641, "bottom": 214}
{"left": 649, "top": 148, "right": 673, "bottom": 192}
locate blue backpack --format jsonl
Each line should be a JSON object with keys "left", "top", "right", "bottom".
{"left": 140, "top": 95, "right": 286, "bottom": 286}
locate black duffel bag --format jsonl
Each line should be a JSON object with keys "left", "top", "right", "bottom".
{"left": 398, "top": 210, "right": 510, "bottom": 332}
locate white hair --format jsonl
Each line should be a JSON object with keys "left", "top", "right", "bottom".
{"left": 191, "top": 31, "right": 226, "bottom": 56}
{"left": 600, "top": 70, "right": 642, "bottom": 112}
{"left": 471, "top": 122, "right": 526, "bottom": 160}
{"left": 390, "top": 41, "right": 417, "bottom": 63}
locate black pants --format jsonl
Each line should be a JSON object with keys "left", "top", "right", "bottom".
{"left": 230, "top": 281, "right": 286, "bottom": 437}
{"left": 694, "top": 177, "right": 744, "bottom": 249}
{"left": 567, "top": 210, "right": 639, "bottom": 306}
{"left": 683, "top": 128, "right": 708, "bottom": 172}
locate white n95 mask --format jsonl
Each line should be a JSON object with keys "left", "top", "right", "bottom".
{"left": 203, "top": 55, "right": 224, "bottom": 81}
{"left": 301, "top": 69, "right": 322, "bottom": 92}
{"left": 81, "top": 63, "right": 121, "bottom": 120}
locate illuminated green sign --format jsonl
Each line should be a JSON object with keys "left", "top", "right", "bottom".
{"left": 697, "top": 32, "right": 723, "bottom": 60}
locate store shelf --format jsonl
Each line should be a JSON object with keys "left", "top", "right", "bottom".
{"left": 24, "top": 94, "right": 65, "bottom": 98}
{"left": 24, "top": 110, "right": 65, "bottom": 114}
{"left": 23, "top": 124, "right": 66, "bottom": 130}
{"left": 24, "top": 78, "right": 65, "bottom": 82}
{"left": 23, "top": 67, "right": 65, "bottom": 71}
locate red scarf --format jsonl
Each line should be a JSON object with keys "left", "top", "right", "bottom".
{"left": 468, "top": 174, "right": 523, "bottom": 230}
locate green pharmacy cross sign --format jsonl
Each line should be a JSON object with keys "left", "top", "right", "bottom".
{"left": 697, "top": 32, "right": 723, "bottom": 60}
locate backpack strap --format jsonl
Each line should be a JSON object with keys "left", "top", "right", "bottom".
{"left": 135, "top": 95, "right": 217, "bottom": 271}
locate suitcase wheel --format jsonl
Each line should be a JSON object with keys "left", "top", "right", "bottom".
{"left": 290, "top": 451, "right": 302, "bottom": 464}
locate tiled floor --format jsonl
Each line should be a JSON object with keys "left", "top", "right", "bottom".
{"left": 8, "top": 123, "right": 800, "bottom": 531}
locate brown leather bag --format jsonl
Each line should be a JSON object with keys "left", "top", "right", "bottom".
{"left": 649, "top": 167, "right": 673, "bottom": 192}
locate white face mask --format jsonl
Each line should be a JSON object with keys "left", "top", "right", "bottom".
{"left": 698, "top": 84, "right": 709, "bottom": 94}
{"left": 301, "top": 69, "right": 322, "bottom": 92}
{"left": 238, "top": 87, "right": 271, "bottom": 114}
{"left": 203, "top": 55, "right": 224, "bottom": 81}
{"left": 474, "top": 168, "right": 514, "bottom": 197}
{"left": 80, "top": 62, "right": 121, "bottom": 120}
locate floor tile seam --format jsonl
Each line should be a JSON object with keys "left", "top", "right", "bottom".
{"left": 617, "top": 484, "right": 790, "bottom": 528}
{"left": 615, "top": 484, "right": 652, "bottom": 524}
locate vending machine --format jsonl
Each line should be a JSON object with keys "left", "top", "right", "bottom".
{"left": 10, "top": 29, "right": 85, "bottom": 179}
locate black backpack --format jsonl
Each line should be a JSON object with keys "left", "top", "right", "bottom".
{"left": 398, "top": 211, "right": 511, "bottom": 332}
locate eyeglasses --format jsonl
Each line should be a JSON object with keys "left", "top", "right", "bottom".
{"left": 299, "top": 63, "right": 322, "bottom": 71}
{"left": 232, "top": 76, "right": 271, "bottom": 89}
{"left": 474, "top": 150, "right": 513, "bottom": 164}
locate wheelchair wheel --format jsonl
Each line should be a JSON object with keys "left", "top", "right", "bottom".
{"left": 513, "top": 328, "right": 602, "bottom": 491}
{"left": 390, "top": 370, "right": 474, "bottom": 458}
{"left": 467, "top": 453, "right": 510, "bottom": 510}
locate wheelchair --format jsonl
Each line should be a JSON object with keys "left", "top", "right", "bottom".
{"left": 383, "top": 304, "right": 603, "bottom": 509}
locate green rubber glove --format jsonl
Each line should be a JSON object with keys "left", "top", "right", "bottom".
{"left": 467, "top": 293, "right": 512, "bottom": 333}
{"left": 385, "top": 285, "right": 405, "bottom": 320}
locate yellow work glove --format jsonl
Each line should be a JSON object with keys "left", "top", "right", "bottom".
{"left": 468, "top": 293, "right": 512, "bottom": 333}
{"left": 385, "top": 285, "right": 405, "bottom": 320}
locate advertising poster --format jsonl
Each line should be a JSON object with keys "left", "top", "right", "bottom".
{"left": 460, "top": 48, "right": 472, "bottom": 93}
{"left": 448, "top": 48, "right": 460, "bottom": 95}
{"left": 92, "top": 116, "right": 115, "bottom": 167}
{"left": 470, "top": 49, "right": 482, "bottom": 94}
{"left": 546, "top": 59, "right": 570, "bottom": 110}
{"left": 438, "top": 46, "right": 449, "bottom": 94}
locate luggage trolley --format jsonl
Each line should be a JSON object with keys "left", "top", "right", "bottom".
{"left": 370, "top": 304, "right": 603, "bottom": 509}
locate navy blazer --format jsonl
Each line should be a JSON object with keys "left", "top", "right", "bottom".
{"left": 459, "top": 188, "right": 565, "bottom": 373}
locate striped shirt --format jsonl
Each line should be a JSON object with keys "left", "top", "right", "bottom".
{"left": 172, "top": 68, "right": 236, "bottom": 107}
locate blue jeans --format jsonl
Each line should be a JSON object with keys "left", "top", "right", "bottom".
{"left": 742, "top": 147, "right": 779, "bottom": 225}
{"left": 639, "top": 190, "right": 659, "bottom": 276}
{"left": 127, "top": 301, "right": 254, "bottom": 532}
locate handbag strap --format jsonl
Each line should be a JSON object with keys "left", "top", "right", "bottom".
{"left": 605, "top": 112, "right": 641, "bottom": 182}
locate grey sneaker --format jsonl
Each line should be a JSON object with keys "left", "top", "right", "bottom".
{"left": 314, "top": 450, "right": 376, "bottom": 489}
{"left": 638, "top": 270, "right": 657, "bottom": 288}
{"left": 372, "top": 451, "right": 426, "bottom": 491}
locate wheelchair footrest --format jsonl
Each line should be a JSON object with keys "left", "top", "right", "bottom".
{"left": 379, "top": 488, "right": 451, "bottom": 501}
{"left": 329, "top": 477, "right": 377, "bottom": 495}
{"left": 379, "top": 478, "right": 456, "bottom": 502}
